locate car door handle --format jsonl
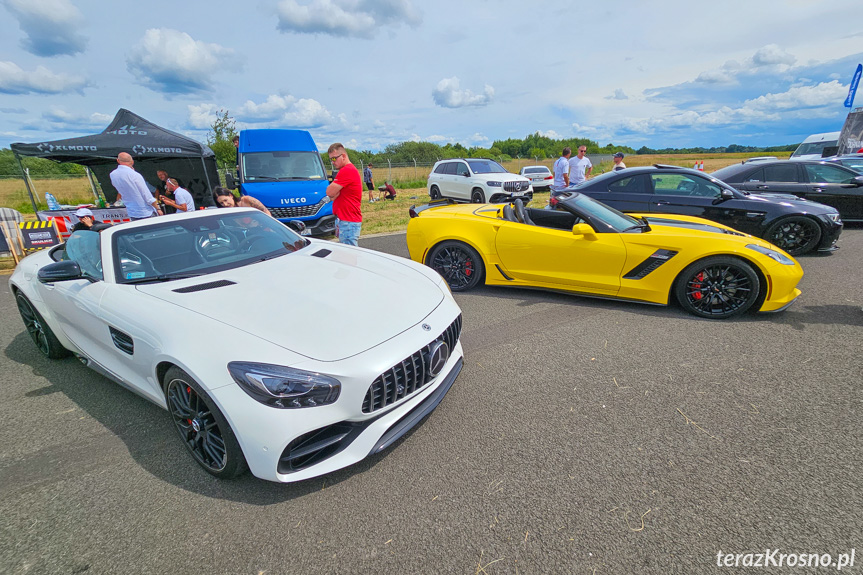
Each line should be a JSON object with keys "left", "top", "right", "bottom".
{"left": 755, "top": 185, "right": 769, "bottom": 189}
{"left": 812, "top": 187, "right": 825, "bottom": 192}
{"left": 655, "top": 201, "right": 670, "bottom": 206}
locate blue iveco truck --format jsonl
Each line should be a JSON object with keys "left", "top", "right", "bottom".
{"left": 226, "top": 129, "right": 335, "bottom": 235}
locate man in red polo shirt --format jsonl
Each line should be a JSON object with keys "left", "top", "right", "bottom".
{"left": 325, "top": 143, "right": 363, "bottom": 245}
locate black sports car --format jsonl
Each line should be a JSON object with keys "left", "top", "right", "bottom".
{"left": 712, "top": 159, "right": 863, "bottom": 221}
{"left": 553, "top": 164, "right": 842, "bottom": 256}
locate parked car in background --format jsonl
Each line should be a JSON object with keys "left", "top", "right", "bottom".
{"left": 712, "top": 159, "right": 863, "bottom": 222}
{"left": 555, "top": 165, "right": 842, "bottom": 256}
{"left": 824, "top": 153, "right": 863, "bottom": 173}
{"left": 428, "top": 158, "right": 533, "bottom": 203}
{"left": 790, "top": 131, "right": 840, "bottom": 160}
{"left": 519, "top": 165, "right": 554, "bottom": 190}
{"left": 406, "top": 195, "right": 803, "bottom": 319}
{"left": 10, "top": 209, "right": 464, "bottom": 483}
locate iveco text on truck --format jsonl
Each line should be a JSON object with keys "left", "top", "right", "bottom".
{"left": 226, "top": 129, "right": 335, "bottom": 235}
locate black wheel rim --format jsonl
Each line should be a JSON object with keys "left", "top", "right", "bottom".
{"left": 769, "top": 220, "right": 817, "bottom": 252}
{"left": 684, "top": 264, "right": 754, "bottom": 317}
{"left": 431, "top": 246, "right": 476, "bottom": 289}
{"left": 17, "top": 296, "right": 50, "bottom": 356}
{"left": 472, "top": 192, "right": 483, "bottom": 203}
{"left": 166, "top": 379, "right": 227, "bottom": 472}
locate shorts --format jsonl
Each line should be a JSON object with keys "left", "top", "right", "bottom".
{"left": 366, "top": 182, "right": 374, "bottom": 191}
{"left": 335, "top": 218, "right": 361, "bottom": 246}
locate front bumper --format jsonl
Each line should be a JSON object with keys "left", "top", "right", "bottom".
{"left": 489, "top": 191, "right": 533, "bottom": 203}
{"left": 816, "top": 219, "right": 842, "bottom": 252}
{"left": 210, "top": 303, "right": 464, "bottom": 483}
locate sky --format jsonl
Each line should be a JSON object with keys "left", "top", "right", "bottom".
{"left": 1, "top": 0, "right": 862, "bottom": 153}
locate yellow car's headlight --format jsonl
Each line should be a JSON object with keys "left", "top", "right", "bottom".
{"left": 746, "top": 244, "right": 795, "bottom": 265}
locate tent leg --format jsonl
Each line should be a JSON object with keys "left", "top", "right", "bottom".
{"left": 15, "top": 152, "right": 41, "bottom": 220}
{"left": 85, "top": 167, "right": 101, "bottom": 203}
{"left": 201, "top": 157, "right": 213, "bottom": 207}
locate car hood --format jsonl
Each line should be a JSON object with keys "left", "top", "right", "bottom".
{"left": 742, "top": 192, "right": 838, "bottom": 214}
{"left": 135, "top": 244, "right": 445, "bottom": 361}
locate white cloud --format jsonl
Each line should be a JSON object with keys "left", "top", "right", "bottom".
{"left": 606, "top": 89, "right": 628, "bottom": 100}
{"left": 751, "top": 44, "right": 796, "bottom": 67}
{"left": 276, "top": 0, "right": 421, "bottom": 39}
{"left": 4, "top": 0, "right": 87, "bottom": 57}
{"left": 0, "top": 60, "right": 88, "bottom": 94}
{"left": 538, "top": 130, "right": 563, "bottom": 139}
{"left": 41, "top": 107, "right": 112, "bottom": 129}
{"left": 236, "top": 94, "right": 343, "bottom": 128}
{"left": 127, "top": 29, "right": 242, "bottom": 94}
{"left": 468, "top": 132, "right": 489, "bottom": 145}
{"left": 696, "top": 44, "right": 796, "bottom": 85}
{"left": 432, "top": 77, "right": 494, "bottom": 108}
{"left": 187, "top": 104, "right": 221, "bottom": 129}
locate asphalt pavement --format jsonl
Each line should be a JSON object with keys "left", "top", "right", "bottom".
{"left": 1, "top": 227, "right": 861, "bottom": 574}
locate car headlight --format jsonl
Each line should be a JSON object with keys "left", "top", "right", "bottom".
{"left": 821, "top": 213, "right": 842, "bottom": 223}
{"left": 486, "top": 181, "right": 502, "bottom": 187}
{"left": 746, "top": 244, "right": 795, "bottom": 265}
{"left": 228, "top": 362, "right": 341, "bottom": 408}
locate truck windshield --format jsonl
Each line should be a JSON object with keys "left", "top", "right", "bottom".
{"left": 242, "top": 152, "right": 326, "bottom": 181}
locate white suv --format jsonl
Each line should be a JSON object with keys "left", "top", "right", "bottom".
{"left": 427, "top": 158, "right": 533, "bottom": 203}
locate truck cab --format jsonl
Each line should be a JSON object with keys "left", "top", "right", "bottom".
{"left": 228, "top": 129, "right": 335, "bottom": 235}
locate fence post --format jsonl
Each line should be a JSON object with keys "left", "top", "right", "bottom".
{"left": 413, "top": 158, "right": 417, "bottom": 180}
{"left": 387, "top": 159, "right": 392, "bottom": 181}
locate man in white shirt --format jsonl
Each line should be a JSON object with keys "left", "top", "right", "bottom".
{"left": 568, "top": 146, "right": 593, "bottom": 186}
{"left": 552, "top": 147, "right": 571, "bottom": 189}
{"left": 162, "top": 179, "right": 195, "bottom": 212}
{"left": 612, "top": 152, "right": 627, "bottom": 171}
{"left": 109, "top": 152, "right": 162, "bottom": 220}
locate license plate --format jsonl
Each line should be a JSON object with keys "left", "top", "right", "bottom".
{"left": 532, "top": 177, "right": 543, "bottom": 182}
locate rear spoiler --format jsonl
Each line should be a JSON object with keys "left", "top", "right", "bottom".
{"left": 408, "top": 198, "right": 458, "bottom": 218}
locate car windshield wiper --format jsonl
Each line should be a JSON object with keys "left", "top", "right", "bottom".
{"left": 623, "top": 217, "right": 651, "bottom": 233}
{"left": 247, "top": 175, "right": 279, "bottom": 181}
{"left": 125, "top": 272, "right": 207, "bottom": 284}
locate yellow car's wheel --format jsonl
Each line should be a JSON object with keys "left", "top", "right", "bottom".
{"left": 675, "top": 256, "right": 760, "bottom": 319}
{"left": 427, "top": 241, "right": 484, "bottom": 292}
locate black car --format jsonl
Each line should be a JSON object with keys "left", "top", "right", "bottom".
{"left": 712, "top": 159, "right": 863, "bottom": 221}
{"left": 824, "top": 153, "right": 863, "bottom": 173}
{"left": 553, "top": 165, "right": 842, "bottom": 256}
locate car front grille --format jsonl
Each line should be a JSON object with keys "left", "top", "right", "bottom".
{"left": 362, "top": 314, "right": 462, "bottom": 414}
{"left": 504, "top": 181, "right": 530, "bottom": 193}
{"left": 269, "top": 199, "right": 326, "bottom": 219}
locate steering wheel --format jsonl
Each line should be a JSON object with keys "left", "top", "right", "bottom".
{"left": 238, "top": 233, "right": 268, "bottom": 253}
{"left": 513, "top": 198, "right": 527, "bottom": 224}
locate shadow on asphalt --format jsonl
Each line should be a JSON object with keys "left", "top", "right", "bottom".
{"left": 4, "top": 331, "right": 425, "bottom": 505}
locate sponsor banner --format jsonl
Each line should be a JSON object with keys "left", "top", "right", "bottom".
{"left": 837, "top": 110, "right": 863, "bottom": 155}
{"left": 38, "top": 208, "right": 131, "bottom": 240}
{"left": 844, "top": 63, "right": 862, "bottom": 108}
{"left": 18, "top": 221, "right": 61, "bottom": 249}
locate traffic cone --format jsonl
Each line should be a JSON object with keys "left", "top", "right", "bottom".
{"left": 699, "top": 161, "right": 705, "bottom": 171}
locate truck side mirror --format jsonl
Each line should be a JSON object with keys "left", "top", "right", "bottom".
{"left": 225, "top": 172, "right": 237, "bottom": 190}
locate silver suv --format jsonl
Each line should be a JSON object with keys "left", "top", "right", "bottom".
{"left": 427, "top": 158, "right": 533, "bottom": 203}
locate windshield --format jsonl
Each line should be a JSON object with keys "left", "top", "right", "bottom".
{"left": 524, "top": 167, "right": 550, "bottom": 175}
{"left": 558, "top": 193, "right": 640, "bottom": 232}
{"left": 242, "top": 151, "right": 326, "bottom": 181}
{"left": 112, "top": 211, "right": 309, "bottom": 284}
{"left": 467, "top": 160, "right": 507, "bottom": 174}
{"left": 66, "top": 231, "right": 103, "bottom": 280}
{"left": 792, "top": 140, "right": 838, "bottom": 157}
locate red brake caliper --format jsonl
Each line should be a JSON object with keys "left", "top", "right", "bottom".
{"left": 692, "top": 272, "right": 704, "bottom": 300}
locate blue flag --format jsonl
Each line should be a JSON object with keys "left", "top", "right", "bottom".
{"left": 845, "top": 64, "right": 862, "bottom": 108}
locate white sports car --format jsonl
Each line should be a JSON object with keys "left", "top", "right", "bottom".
{"left": 10, "top": 209, "right": 464, "bottom": 483}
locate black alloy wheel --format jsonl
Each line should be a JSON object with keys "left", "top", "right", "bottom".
{"left": 164, "top": 367, "right": 247, "bottom": 479}
{"left": 471, "top": 189, "right": 485, "bottom": 203}
{"left": 16, "top": 293, "right": 68, "bottom": 359}
{"left": 429, "top": 185, "right": 441, "bottom": 200}
{"left": 764, "top": 216, "right": 822, "bottom": 256}
{"left": 427, "top": 241, "right": 484, "bottom": 292}
{"left": 675, "top": 257, "right": 760, "bottom": 319}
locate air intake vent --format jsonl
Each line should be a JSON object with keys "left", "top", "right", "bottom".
{"left": 109, "top": 326, "right": 134, "bottom": 355}
{"left": 311, "top": 249, "right": 331, "bottom": 258}
{"left": 173, "top": 279, "right": 236, "bottom": 293}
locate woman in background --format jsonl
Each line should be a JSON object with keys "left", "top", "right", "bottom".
{"left": 213, "top": 187, "right": 271, "bottom": 216}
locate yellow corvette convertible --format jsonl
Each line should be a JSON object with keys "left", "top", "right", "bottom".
{"left": 406, "top": 193, "right": 803, "bottom": 319}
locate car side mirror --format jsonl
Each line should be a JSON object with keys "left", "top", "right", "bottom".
{"left": 854, "top": 175, "right": 863, "bottom": 187}
{"left": 225, "top": 172, "right": 237, "bottom": 190}
{"left": 572, "top": 223, "right": 597, "bottom": 240}
{"left": 462, "top": 171, "right": 470, "bottom": 177}
{"left": 286, "top": 220, "right": 306, "bottom": 233}
{"left": 38, "top": 260, "right": 84, "bottom": 284}
{"left": 713, "top": 189, "right": 734, "bottom": 204}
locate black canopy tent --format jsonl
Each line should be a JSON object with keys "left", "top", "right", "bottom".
{"left": 11, "top": 109, "right": 220, "bottom": 214}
